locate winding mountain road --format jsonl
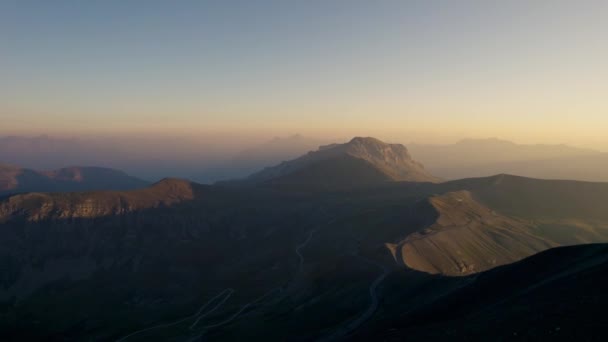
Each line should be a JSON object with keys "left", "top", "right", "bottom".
{"left": 116, "top": 288, "right": 233, "bottom": 342}
{"left": 121, "top": 216, "right": 337, "bottom": 341}
{"left": 295, "top": 218, "right": 335, "bottom": 274}
{"left": 295, "top": 230, "right": 316, "bottom": 272}
{"left": 189, "top": 289, "right": 234, "bottom": 329}
{"left": 319, "top": 258, "right": 390, "bottom": 341}
{"left": 188, "top": 220, "right": 335, "bottom": 340}
{"left": 345, "top": 259, "right": 389, "bottom": 332}
{"left": 187, "top": 287, "right": 283, "bottom": 341}
{"left": 200, "top": 287, "right": 280, "bottom": 330}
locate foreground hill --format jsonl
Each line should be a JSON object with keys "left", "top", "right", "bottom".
{"left": 0, "top": 163, "right": 149, "bottom": 195}
{"left": 387, "top": 174, "right": 608, "bottom": 275}
{"left": 389, "top": 190, "right": 557, "bottom": 275}
{"left": 1, "top": 168, "right": 608, "bottom": 340}
{"left": 247, "top": 137, "right": 440, "bottom": 186}
{"left": 356, "top": 243, "right": 608, "bottom": 341}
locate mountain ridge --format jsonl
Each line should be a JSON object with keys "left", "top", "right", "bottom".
{"left": 408, "top": 138, "right": 603, "bottom": 181}
{"left": 0, "top": 163, "right": 149, "bottom": 195}
{"left": 0, "top": 177, "right": 196, "bottom": 222}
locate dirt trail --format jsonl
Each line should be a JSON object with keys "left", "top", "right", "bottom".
{"left": 189, "top": 289, "right": 234, "bottom": 329}
{"left": 296, "top": 230, "right": 316, "bottom": 272}
{"left": 116, "top": 288, "right": 234, "bottom": 342}
{"left": 318, "top": 258, "right": 389, "bottom": 341}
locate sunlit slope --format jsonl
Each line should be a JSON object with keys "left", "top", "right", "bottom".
{"left": 393, "top": 191, "right": 557, "bottom": 275}
{"left": 0, "top": 178, "right": 195, "bottom": 221}
{"left": 391, "top": 175, "right": 608, "bottom": 276}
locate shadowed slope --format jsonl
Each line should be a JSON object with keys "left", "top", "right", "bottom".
{"left": 267, "top": 155, "right": 393, "bottom": 187}
{"left": 356, "top": 243, "right": 608, "bottom": 341}
{"left": 2, "top": 171, "right": 608, "bottom": 340}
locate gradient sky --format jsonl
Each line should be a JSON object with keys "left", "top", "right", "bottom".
{"left": 1, "top": 1, "right": 607, "bottom": 148}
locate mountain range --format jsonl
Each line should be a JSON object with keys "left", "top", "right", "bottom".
{"left": 1, "top": 137, "right": 607, "bottom": 341}
{"left": 4, "top": 134, "right": 608, "bottom": 183}
{"left": 246, "top": 137, "right": 440, "bottom": 186}
{"left": 192, "top": 134, "right": 328, "bottom": 183}
{"left": 409, "top": 138, "right": 608, "bottom": 181}
{"left": 0, "top": 163, "right": 148, "bottom": 196}
{"left": 0, "top": 135, "right": 125, "bottom": 171}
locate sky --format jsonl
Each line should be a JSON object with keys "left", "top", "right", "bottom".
{"left": 1, "top": 1, "right": 608, "bottom": 149}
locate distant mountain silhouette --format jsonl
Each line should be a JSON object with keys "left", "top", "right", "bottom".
{"left": 0, "top": 135, "right": 124, "bottom": 170}
{"left": 0, "top": 163, "right": 149, "bottom": 195}
{"left": 247, "top": 137, "right": 440, "bottom": 186}
{"left": 234, "top": 134, "right": 327, "bottom": 163}
{"left": 453, "top": 152, "right": 608, "bottom": 182}
{"left": 192, "top": 134, "right": 329, "bottom": 183}
{"left": 409, "top": 138, "right": 602, "bottom": 181}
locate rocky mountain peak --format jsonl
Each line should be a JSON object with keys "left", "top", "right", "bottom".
{"left": 344, "top": 137, "right": 413, "bottom": 165}
{"left": 248, "top": 137, "right": 441, "bottom": 184}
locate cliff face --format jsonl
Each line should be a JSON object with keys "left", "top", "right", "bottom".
{"left": 0, "top": 178, "right": 193, "bottom": 222}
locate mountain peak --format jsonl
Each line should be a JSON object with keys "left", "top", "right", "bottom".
{"left": 248, "top": 137, "right": 440, "bottom": 185}
{"left": 348, "top": 136, "right": 386, "bottom": 145}
{"left": 343, "top": 137, "right": 412, "bottom": 163}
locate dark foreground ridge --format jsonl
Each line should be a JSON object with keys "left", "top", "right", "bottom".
{"left": 355, "top": 243, "right": 608, "bottom": 341}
